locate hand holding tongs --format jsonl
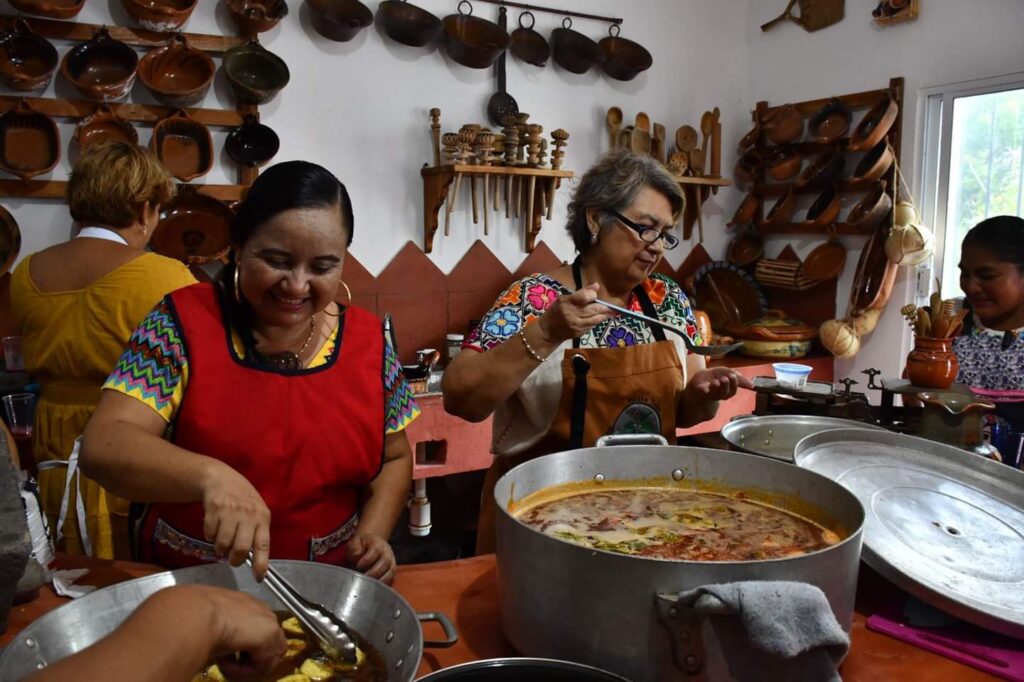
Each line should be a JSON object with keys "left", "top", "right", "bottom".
{"left": 595, "top": 298, "right": 744, "bottom": 357}
{"left": 245, "top": 552, "right": 360, "bottom": 665}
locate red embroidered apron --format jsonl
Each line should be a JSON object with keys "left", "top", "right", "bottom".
{"left": 136, "top": 284, "right": 385, "bottom": 568}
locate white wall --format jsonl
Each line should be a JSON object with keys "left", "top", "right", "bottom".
{"left": 746, "top": 0, "right": 1024, "bottom": 386}
{"left": 1, "top": 0, "right": 751, "bottom": 277}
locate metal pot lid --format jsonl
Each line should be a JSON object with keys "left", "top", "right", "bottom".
{"left": 721, "top": 415, "right": 883, "bottom": 461}
{"left": 794, "top": 428, "right": 1024, "bottom": 638}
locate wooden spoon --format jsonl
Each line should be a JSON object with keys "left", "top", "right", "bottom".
{"left": 630, "top": 127, "right": 651, "bottom": 155}
{"left": 653, "top": 123, "right": 666, "bottom": 163}
{"left": 606, "top": 106, "right": 622, "bottom": 150}
{"left": 675, "top": 125, "right": 698, "bottom": 174}
{"left": 699, "top": 110, "right": 713, "bottom": 169}
{"left": 635, "top": 111, "right": 650, "bottom": 132}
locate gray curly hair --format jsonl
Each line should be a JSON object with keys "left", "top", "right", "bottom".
{"left": 566, "top": 149, "right": 684, "bottom": 255}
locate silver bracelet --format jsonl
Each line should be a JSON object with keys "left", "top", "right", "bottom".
{"left": 518, "top": 329, "right": 547, "bottom": 363}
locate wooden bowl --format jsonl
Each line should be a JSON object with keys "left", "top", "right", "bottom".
{"left": 149, "top": 109, "right": 213, "bottom": 182}
{"left": 796, "top": 147, "right": 845, "bottom": 190}
{"left": 0, "top": 205, "right": 22, "bottom": 276}
{"left": 849, "top": 94, "right": 899, "bottom": 151}
{"left": 308, "top": 0, "right": 373, "bottom": 42}
{"left": 153, "top": 186, "right": 234, "bottom": 265}
{"left": 0, "top": 19, "right": 59, "bottom": 92}
{"left": 852, "top": 139, "right": 894, "bottom": 182}
{"left": 762, "top": 104, "right": 803, "bottom": 145}
{"left": 847, "top": 181, "right": 893, "bottom": 232}
{"left": 0, "top": 99, "right": 60, "bottom": 181}
{"left": 222, "top": 39, "right": 289, "bottom": 104}
{"left": 805, "top": 186, "right": 842, "bottom": 226}
{"left": 226, "top": 0, "right": 289, "bottom": 35}
{"left": 61, "top": 27, "right": 138, "bottom": 102}
{"left": 121, "top": 0, "right": 197, "bottom": 32}
{"left": 378, "top": 0, "right": 441, "bottom": 48}
{"left": 808, "top": 97, "right": 852, "bottom": 144}
{"left": 765, "top": 146, "right": 800, "bottom": 182}
{"left": 599, "top": 29, "right": 652, "bottom": 81}
{"left": 764, "top": 186, "right": 796, "bottom": 223}
{"left": 9, "top": 0, "right": 85, "bottom": 19}
{"left": 733, "top": 149, "right": 763, "bottom": 184}
{"left": 728, "top": 191, "right": 758, "bottom": 227}
{"left": 138, "top": 34, "right": 215, "bottom": 108}
{"left": 73, "top": 104, "right": 138, "bottom": 149}
{"left": 550, "top": 19, "right": 602, "bottom": 74}
{"left": 225, "top": 114, "right": 279, "bottom": 167}
{"left": 443, "top": 11, "right": 509, "bottom": 69}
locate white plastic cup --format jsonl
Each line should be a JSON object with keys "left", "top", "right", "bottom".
{"left": 772, "top": 363, "right": 813, "bottom": 390}
{"left": 2, "top": 392, "right": 35, "bottom": 437}
{"left": 2, "top": 336, "right": 24, "bottom": 372}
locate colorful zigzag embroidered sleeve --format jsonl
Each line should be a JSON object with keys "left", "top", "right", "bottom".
{"left": 383, "top": 340, "right": 419, "bottom": 433}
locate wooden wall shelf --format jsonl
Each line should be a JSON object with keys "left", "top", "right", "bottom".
{"left": 0, "top": 179, "right": 245, "bottom": 201}
{"left": 673, "top": 175, "right": 732, "bottom": 188}
{"left": 421, "top": 164, "right": 574, "bottom": 254}
{"left": 0, "top": 15, "right": 245, "bottom": 52}
{"left": 0, "top": 95, "right": 245, "bottom": 128}
{"left": 756, "top": 178, "right": 880, "bottom": 198}
{"left": 757, "top": 222, "right": 875, "bottom": 236}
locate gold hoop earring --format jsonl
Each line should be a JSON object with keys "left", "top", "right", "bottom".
{"left": 233, "top": 265, "right": 241, "bottom": 303}
{"left": 339, "top": 280, "right": 351, "bottom": 306}
{"left": 325, "top": 280, "right": 350, "bottom": 317}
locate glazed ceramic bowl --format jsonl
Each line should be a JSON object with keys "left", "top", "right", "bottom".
{"left": 0, "top": 99, "right": 60, "bottom": 181}
{"left": 443, "top": 10, "right": 509, "bottom": 69}
{"left": 808, "top": 98, "right": 852, "bottom": 144}
{"left": 847, "top": 182, "right": 893, "bottom": 232}
{"left": 762, "top": 104, "right": 803, "bottom": 145}
{"left": 550, "top": 18, "right": 601, "bottom": 74}
{"left": 796, "top": 146, "right": 845, "bottom": 190}
{"left": 9, "top": 0, "right": 85, "bottom": 19}
{"left": 733, "top": 149, "right": 763, "bottom": 184}
{"left": 225, "top": 114, "right": 279, "bottom": 167}
{"left": 765, "top": 146, "right": 801, "bottom": 182}
{"left": 153, "top": 186, "right": 234, "bottom": 265}
{"left": 849, "top": 94, "right": 899, "bottom": 151}
{"left": 149, "top": 109, "right": 213, "bottom": 182}
{"left": 598, "top": 27, "right": 651, "bottom": 81}
{"left": 852, "top": 140, "right": 894, "bottom": 182}
{"left": 227, "top": 0, "right": 289, "bottom": 35}
{"left": 138, "top": 34, "right": 215, "bottom": 108}
{"left": 121, "top": 0, "right": 197, "bottom": 32}
{"left": 0, "top": 19, "right": 59, "bottom": 92}
{"left": 378, "top": 0, "right": 442, "bottom": 48}
{"left": 0, "top": 205, "right": 21, "bottom": 276}
{"left": 763, "top": 186, "right": 797, "bottom": 224}
{"left": 73, "top": 104, "right": 138, "bottom": 149}
{"left": 61, "top": 27, "right": 138, "bottom": 102}
{"left": 738, "top": 124, "right": 762, "bottom": 152}
{"left": 308, "top": 0, "right": 374, "bottom": 42}
{"left": 804, "top": 186, "right": 841, "bottom": 226}
{"left": 728, "top": 191, "right": 758, "bottom": 227}
{"left": 222, "top": 39, "right": 289, "bottom": 104}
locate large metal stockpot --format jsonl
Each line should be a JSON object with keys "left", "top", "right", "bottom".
{"left": 494, "top": 436, "right": 865, "bottom": 682}
{"left": 0, "top": 561, "right": 457, "bottom": 681}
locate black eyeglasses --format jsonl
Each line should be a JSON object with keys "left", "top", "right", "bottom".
{"left": 607, "top": 211, "right": 679, "bottom": 250}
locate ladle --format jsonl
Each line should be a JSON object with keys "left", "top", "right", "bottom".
{"left": 245, "top": 552, "right": 359, "bottom": 665}
{"left": 595, "top": 298, "right": 744, "bottom": 356}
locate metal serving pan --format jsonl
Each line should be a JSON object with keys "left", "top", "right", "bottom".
{"left": 722, "top": 414, "right": 885, "bottom": 462}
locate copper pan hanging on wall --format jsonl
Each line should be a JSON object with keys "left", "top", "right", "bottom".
{"left": 598, "top": 24, "right": 651, "bottom": 81}
{"left": 378, "top": 0, "right": 442, "bottom": 48}
{"left": 442, "top": 0, "right": 509, "bottom": 69}
{"left": 550, "top": 16, "right": 602, "bottom": 74}
{"left": 509, "top": 10, "right": 548, "bottom": 66}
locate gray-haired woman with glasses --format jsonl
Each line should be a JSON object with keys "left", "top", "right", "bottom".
{"left": 443, "top": 149, "right": 752, "bottom": 553}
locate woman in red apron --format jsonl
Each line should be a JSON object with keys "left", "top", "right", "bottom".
{"left": 80, "top": 162, "right": 415, "bottom": 583}
{"left": 443, "top": 150, "right": 752, "bottom": 552}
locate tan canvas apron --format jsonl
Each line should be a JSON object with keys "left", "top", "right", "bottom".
{"left": 476, "top": 262, "right": 685, "bottom": 553}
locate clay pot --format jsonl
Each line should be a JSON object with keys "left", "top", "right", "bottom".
{"left": 138, "top": 34, "right": 215, "bottom": 108}
{"left": 9, "top": 0, "right": 84, "bottom": 19}
{"left": 149, "top": 109, "right": 213, "bottom": 182}
{"left": 0, "top": 19, "right": 59, "bottom": 92}
{"left": 762, "top": 104, "right": 803, "bottom": 145}
{"left": 847, "top": 181, "right": 892, "bottom": 232}
{"left": 550, "top": 18, "right": 602, "bottom": 74}
{"left": 849, "top": 94, "right": 899, "bottom": 152}
{"left": 308, "top": 0, "right": 374, "bottom": 42}
{"left": 442, "top": 7, "right": 509, "bottom": 69}
{"left": 853, "top": 140, "right": 894, "bottom": 182}
{"left": 227, "top": 0, "right": 289, "bottom": 35}
{"left": 222, "top": 39, "right": 289, "bottom": 104}
{"left": 153, "top": 185, "right": 234, "bottom": 265}
{"left": 765, "top": 145, "right": 800, "bottom": 182}
{"left": 764, "top": 186, "right": 797, "bottom": 223}
{"left": 808, "top": 98, "right": 851, "bottom": 144}
{"left": 906, "top": 335, "right": 958, "bottom": 390}
{"left": 61, "top": 27, "right": 138, "bottom": 102}
{"left": 0, "top": 99, "right": 60, "bottom": 181}
{"left": 121, "top": 0, "right": 197, "bottom": 32}
{"left": 796, "top": 146, "right": 845, "bottom": 190}
{"left": 804, "top": 186, "right": 841, "bottom": 226}
{"left": 598, "top": 26, "right": 652, "bottom": 82}
{"left": 225, "top": 113, "right": 279, "bottom": 167}
{"left": 738, "top": 124, "right": 762, "bottom": 152}
{"left": 726, "top": 227, "right": 765, "bottom": 267}
{"left": 378, "top": 0, "right": 441, "bottom": 48}
{"left": 73, "top": 104, "right": 138, "bottom": 149}
{"left": 801, "top": 226, "right": 846, "bottom": 281}
{"left": 728, "top": 191, "right": 758, "bottom": 227}
{"left": 0, "top": 205, "right": 22, "bottom": 276}
{"left": 733, "top": 149, "right": 763, "bottom": 184}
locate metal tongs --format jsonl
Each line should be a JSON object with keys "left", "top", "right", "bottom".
{"left": 245, "top": 552, "right": 359, "bottom": 665}
{"left": 595, "top": 298, "right": 744, "bottom": 357}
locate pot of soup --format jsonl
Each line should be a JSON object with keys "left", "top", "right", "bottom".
{"left": 494, "top": 435, "right": 865, "bottom": 682}
{"left": 0, "top": 561, "right": 457, "bottom": 681}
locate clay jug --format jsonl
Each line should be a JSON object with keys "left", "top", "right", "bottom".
{"left": 906, "top": 335, "right": 958, "bottom": 389}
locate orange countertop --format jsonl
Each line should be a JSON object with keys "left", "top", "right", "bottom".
{"left": 1, "top": 554, "right": 996, "bottom": 680}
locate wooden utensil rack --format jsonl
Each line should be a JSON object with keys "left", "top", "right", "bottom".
{"left": 422, "top": 164, "right": 573, "bottom": 253}
{"left": 0, "top": 14, "right": 259, "bottom": 201}
{"left": 750, "top": 77, "right": 904, "bottom": 235}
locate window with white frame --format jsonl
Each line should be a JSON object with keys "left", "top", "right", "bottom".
{"left": 920, "top": 74, "right": 1024, "bottom": 301}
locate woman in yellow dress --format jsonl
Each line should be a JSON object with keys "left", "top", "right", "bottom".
{"left": 10, "top": 141, "right": 196, "bottom": 559}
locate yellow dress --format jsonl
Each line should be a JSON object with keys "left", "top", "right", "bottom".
{"left": 10, "top": 252, "right": 196, "bottom": 559}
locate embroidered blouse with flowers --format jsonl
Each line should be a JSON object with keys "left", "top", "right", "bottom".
{"left": 954, "top": 312, "right": 1024, "bottom": 433}
{"left": 465, "top": 272, "right": 701, "bottom": 456}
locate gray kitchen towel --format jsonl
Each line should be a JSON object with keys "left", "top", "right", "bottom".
{"left": 678, "top": 581, "right": 850, "bottom": 682}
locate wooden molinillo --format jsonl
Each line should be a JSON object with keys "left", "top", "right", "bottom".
{"left": 421, "top": 108, "right": 573, "bottom": 253}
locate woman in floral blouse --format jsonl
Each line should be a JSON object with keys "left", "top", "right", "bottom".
{"left": 443, "top": 149, "right": 752, "bottom": 552}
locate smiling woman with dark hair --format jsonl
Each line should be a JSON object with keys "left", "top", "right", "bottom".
{"left": 80, "top": 161, "right": 416, "bottom": 584}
